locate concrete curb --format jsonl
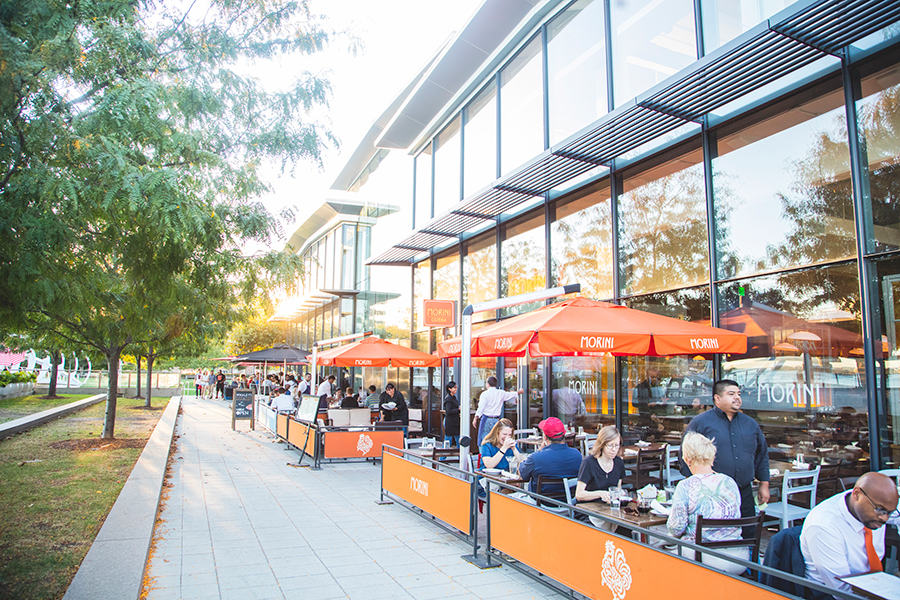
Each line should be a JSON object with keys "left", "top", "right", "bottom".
{"left": 0, "top": 394, "right": 107, "bottom": 440}
{"left": 63, "top": 395, "right": 182, "bottom": 600}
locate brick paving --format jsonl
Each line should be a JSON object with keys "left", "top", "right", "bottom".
{"left": 144, "top": 395, "right": 567, "bottom": 600}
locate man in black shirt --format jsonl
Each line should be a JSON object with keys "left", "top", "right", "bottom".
{"left": 683, "top": 379, "right": 769, "bottom": 530}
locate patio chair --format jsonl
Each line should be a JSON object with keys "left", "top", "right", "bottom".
{"left": 431, "top": 446, "right": 460, "bottom": 470}
{"left": 534, "top": 476, "right": 576, "bottom": 511}
{"left": 664, "top": 444, "right": 685, "bottom": 487}
{"left": 764, "top": 466, "right": 820, "bottom": 531}
{"left": 695, "top": 512, "right": 765, "bottom": 577}
{"left": 581, "top": 434, "right": 598, "bottom": 455}
{"left": 622, "top": 446, "right": 665, "bottom": 489}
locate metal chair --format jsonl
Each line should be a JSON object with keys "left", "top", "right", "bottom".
{"left": 431, "top": 446, "right": 460, "bottom": 470}
{"left": 664, "top": 444, "right": 685, "bottom": 487}
{"left": 581, "top": 434, "right": 598, "bottom": 455}
{"left": 695, "top": 512, "right": 766, "bottom": 577}
{"left": 764, "top": 466, "right": 821, "bottom": 531}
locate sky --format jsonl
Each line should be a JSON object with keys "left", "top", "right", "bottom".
{"left": 252, "top": 0, "right": 484, "bottom": 248}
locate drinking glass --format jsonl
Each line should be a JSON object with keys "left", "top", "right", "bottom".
{"left": 610, "top": 488, "right": 621, "bottom": 510}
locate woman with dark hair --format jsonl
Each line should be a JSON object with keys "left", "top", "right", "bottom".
{"left": 379, "top": 383, "right": 409, "bottom": 425}
{"left": 443, "top": 381, "right": 460, "bottom": 447}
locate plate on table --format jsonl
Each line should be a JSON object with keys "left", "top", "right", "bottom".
{"left": 482, "top": 468, "right": 501, "bottom": 475}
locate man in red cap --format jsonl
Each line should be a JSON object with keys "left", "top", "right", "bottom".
{"left": 518, "top": 417, "right": 582, "bottom": 495}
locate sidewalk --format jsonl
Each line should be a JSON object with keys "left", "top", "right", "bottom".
{"left": 145, "top": 395, "right": 567, "bottom": 600}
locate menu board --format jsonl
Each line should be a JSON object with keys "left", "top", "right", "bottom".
{"left": 232, "top": 389, "right": 254, "bottom": 430}
{"left": 297, "top": 395, "right": 320, "bottom": 423}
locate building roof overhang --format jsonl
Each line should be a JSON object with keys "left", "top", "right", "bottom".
{"left": 369, "top": 0, "right": 900, "bottom": 267}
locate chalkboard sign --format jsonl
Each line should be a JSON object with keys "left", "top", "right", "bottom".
{"left": 232, "top": 389, "right": 255, "bottom": 430}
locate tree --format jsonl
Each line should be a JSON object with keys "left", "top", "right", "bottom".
{"left": 226, "top": 310, "right": 285, "bottom": 355}
{"left": 0, "top": 0, "right": 342, "bottom": 437}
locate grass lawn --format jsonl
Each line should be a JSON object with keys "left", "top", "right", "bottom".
{"left": 0, "top": 393, "right": 99, "bottom": 424}
{"left": 0, "top": 395, "right": 168, "bottom": 600}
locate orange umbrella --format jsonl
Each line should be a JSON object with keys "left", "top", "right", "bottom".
{"left": 316, "top": 337, "right": 440, "bottom": 368}
{"left": 437, "top": 297, "right": 746, "bottom": 358}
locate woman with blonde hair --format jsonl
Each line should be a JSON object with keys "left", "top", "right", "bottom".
{"left": 480, "top": 418, "right": 524, "bottom": 471}
{"left": 667, "top": 432, "right": 746, "bottom": 574}
{"left": 575, "top": 426, "right": 625, "bottom": 503}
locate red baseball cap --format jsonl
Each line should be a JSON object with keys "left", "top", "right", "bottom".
{"left": 538, "top": 417, "right": 566, "bottom": 439}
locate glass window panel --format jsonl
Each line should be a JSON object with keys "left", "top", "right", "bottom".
{"left": 551, "top": 356, "right": 617, "bottom": 431}
{"left": 464, "top": 233, "right": 497, "bottom": 322}
{"left": 413, "top": 260, "right": 431, "bottom": 332}
{"left": 434, "top": 116, "right": 461, "bottom": 217}
{"left": 340, "top": 298, "right": 353, "bottom": 337}
{"left": 316, "top": 241, "right": 325, "bottom": 291}
{"left": 714, "top": 84, "right": 853, "bottom": 279}
{"left": 700, "top": 0, "right": 791, "bottom": 53}
{"left": 718, "top": 264, "right": 867, "bottom": 469}
{"left": 501, "top": 36, "right": 544, "bottom": 175}
{"left": 611, "top": 0, "right": 697, "bottom": 107}
{"left": 871, "top": 255, "right": 900, "bottom": 468}
{"left": 547, "top": 0, "right": 608, "bottom": 146}
{"left": 618, "top": 147, "right": 708, "bottom": 296}
{"left": 464, "top": 84, "right": 498, "bottom": 197}
{"left": 551, "top": 181, "right": 614, "bottom": 300}
{"left": 341, "top": 225, "right": 355, "bottom": 289}
{"left": 415, "top": 147, "right": 433, "bottom": 228}
{"left": 858, "top": 63, "right": 900, "bottom": 254}
{"left": 621, "top": 288, "right": 712, "bottom": 443}
{"left": 501, "top": 212, "right": 546, "bottom": 317}
{"left": 433, "top": 252, "right": 460, "bottom": 332}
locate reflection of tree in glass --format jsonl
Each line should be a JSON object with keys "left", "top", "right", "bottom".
{"left": 432, "top": 258, "right": 460, "bottom": 302}
{"left": 464, "top": 246, "right": 497, "bottom": 307}
{"left": 551, "top": 202, "right": 614, "bottom": 300}
{"left": 618, "top": 164, "right": 708, "bottom": 294}
{"left": 858, "top": 82, "right": 900, "bottom": 249}
{"left": 500, "top": 232, "right": 545, "bottom": 316}
{"left": 768, "top": 110, "right": 855, "bottom": 271}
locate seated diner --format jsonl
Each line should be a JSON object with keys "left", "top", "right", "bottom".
{"left": 518, "top": 417, "right": 582, "bottom": 494}
{"left": 575, "top": 425, "right": 625, "bottom": 504}
{"left": 480, "top": 418, "right": 524, "bottom": 471}
{"left": 667, "top": 432, "right": 747, "bottom": 575}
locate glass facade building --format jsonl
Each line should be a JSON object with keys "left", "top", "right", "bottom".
{"left": 284, "top": 0, "right": 900, "bottom": 470}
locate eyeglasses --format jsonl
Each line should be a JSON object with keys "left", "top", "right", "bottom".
{"left": 857, "top": 488, "right": 900, "bottom": 518}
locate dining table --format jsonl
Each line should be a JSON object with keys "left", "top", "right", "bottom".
{"left": 577, "top": 499, "right": 669, "bottom": 542}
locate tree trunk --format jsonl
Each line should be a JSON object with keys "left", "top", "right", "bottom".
{"left": 145, "top": 348, "right": 154, "bottom": 409}
{"left": 101, "top": 346, "right": 122, "bottom": 439}
{"left": 48, "top": 349, "right": 61, "bottom": 397}
{"left": 136, "top": 354, "right": 142, "bottom": 399}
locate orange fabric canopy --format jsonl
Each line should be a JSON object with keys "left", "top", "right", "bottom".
{"left": 437, "top": 297, "right": 747, "bottom": 358}
{"left": 316, "top": 337, "right": 440, "bottom": 368}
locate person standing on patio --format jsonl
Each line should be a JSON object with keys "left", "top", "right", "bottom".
{"left": 379, "top": 383, "right": 408, "bottom": 425}
{"left": 473, "top": 376, "right": 521, "bottom": 445}
{"left": 298, "top": 372, "right": 312, "bottom": 395}
{"left": 443, "top": 381, "right": 460, "bottom": 447}
{"left": 682, "top": 379, "right": 769, "bottom": 532}
{"left": 317, "top": 374, "right": 335, "bottom": 397}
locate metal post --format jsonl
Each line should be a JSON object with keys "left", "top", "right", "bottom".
{"left": 459, "top": 284, "right": 581, "bottom": 471}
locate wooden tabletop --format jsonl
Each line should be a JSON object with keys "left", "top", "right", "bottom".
{"left": 577, "top": 500, "right": 669, "bottom": 528}
{"left": 476, "top": 469, "right": 525, "bottom": 486}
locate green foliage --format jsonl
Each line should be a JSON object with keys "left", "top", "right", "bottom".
{"left": 0, "top": 0, "right": 340, "bottom": 435}
{"left": 0, "top": 370, "right": 36, "bottom": 386}
{"left": 226, "top": 314, "right": 285, "bottom": 355}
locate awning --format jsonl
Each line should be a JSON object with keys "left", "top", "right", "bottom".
{"left": 437, "top": 297, "right": 747, "bottom": 358}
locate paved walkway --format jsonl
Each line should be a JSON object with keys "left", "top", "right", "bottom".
{"left": 145, "top": 395, "right": 566, "bottom": 600}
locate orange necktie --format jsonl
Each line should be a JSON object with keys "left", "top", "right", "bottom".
{"left": 864, "top": 528, "right": 883, "bottom": 572}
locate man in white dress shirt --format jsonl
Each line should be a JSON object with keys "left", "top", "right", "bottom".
{"left": 316, "top": 374, "right": 335, "bottom": 397}
{"left": 472, "top": 376, "right": 521, "bottom": 445}
{"left": 801, "top": 471, "right": 899, "bottom": 593}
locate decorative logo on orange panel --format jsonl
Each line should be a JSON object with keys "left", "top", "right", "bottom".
{"left": 601, "top": 541, "right": 632, "bottom": 600}
{"left": 423, "top": 300, "right": 456, "bottom": 328}
{"left": 356, "top": 434, "right": 374, "bottom": 455}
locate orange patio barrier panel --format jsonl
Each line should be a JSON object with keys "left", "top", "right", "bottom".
{"left": 323, "top": 430, "right": 403, "bottom": 459}
{"left": 287, "top": 419, "right": 317, "bottom": 458}
{"left": 381, "top": 451, "right": 471, "bottom": 534}
{"left": 276, "top": 413, "right": 289, "bottom": 439}
{"left": 489, "top": 492, "right": 789, "bottom": 600}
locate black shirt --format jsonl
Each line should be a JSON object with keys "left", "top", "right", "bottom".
{"left": 577, "top": 456, "right": 626, "bottom": 493}
{"left": 443, "top": 393, "right": 460, "bottom": 436}
{"left": 682, "top": 405, "right": 769, "bottom": 488}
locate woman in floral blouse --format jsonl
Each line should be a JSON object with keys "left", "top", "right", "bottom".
{"left": 667, "top": 432, "right": 747, "bottom": 574}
